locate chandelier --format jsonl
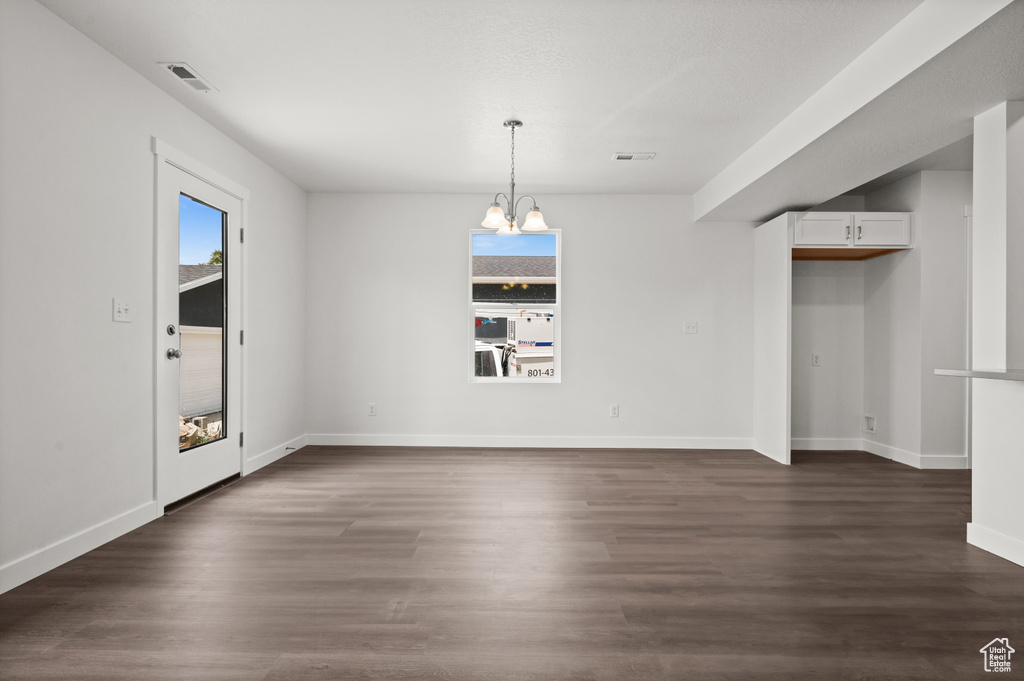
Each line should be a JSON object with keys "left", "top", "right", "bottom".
{"left": 481, "top": 120, "right": 549, "bottom": 235}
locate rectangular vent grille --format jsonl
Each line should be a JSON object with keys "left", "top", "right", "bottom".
{"left": 160, "top": 62, "right": 216, "bottom": 92}
{"left": 614, "top": 152, "right": 656, "bottom": 161}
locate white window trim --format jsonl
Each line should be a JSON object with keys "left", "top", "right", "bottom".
{"left": 469, "top": 229, "right": 561, "bottom": 384}
{"left": 472, "top": 276, "right": 555, "bottom": 285}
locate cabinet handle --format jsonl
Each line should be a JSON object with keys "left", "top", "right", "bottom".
{"left": 846, "top": 225, "right": 851, "bottom": 241}
{"left": 857, "top": 225, "right": 862, "bottom": 240}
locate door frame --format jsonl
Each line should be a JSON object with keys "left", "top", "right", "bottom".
{"left": 152, "top": 138, "right": 249, "bottom": 508}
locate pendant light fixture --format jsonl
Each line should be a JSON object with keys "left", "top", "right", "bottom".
{"left": 481, "top": 120, "right": 549, "bottom": 235}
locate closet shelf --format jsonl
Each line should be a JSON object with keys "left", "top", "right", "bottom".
{"left": 934, "top": 369, "right": 1024, "bottom": 382}
{"left": 792, "top": 247, "right": 904, "bottom": 261}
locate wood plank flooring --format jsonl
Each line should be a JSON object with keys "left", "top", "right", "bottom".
{"left": 2, "top": 447, "right": 1022, "bottom": 680}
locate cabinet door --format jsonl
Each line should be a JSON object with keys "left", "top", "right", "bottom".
{"left": 794, "top": 212, "right": 852, "bottom": 245}
{"left": 853, "top": 213, "right": 911, "bottom": 246}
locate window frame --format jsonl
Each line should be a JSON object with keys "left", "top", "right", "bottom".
{"left": 468, "top": 229, "right": 561, "bottom": 384}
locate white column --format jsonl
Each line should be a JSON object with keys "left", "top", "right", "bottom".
{"left": 972, "top": 102, "right": 1024, "bottom": 370}
{"left": 1007, "top": 105, "right": 1024, "bottom": 370}
{"left": 967, "top": 102, "right": 1024, "bottom": 567}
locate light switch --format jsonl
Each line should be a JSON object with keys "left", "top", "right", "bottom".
{"left": 113, "top": 298, "right": 131, "bottom": 323}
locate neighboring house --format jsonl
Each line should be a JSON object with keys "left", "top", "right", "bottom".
{"left": 178, "top": 264, "right": 223, "bottom": 418}
{"left": 472, "top": 255, "right": 556, "bottom": 304}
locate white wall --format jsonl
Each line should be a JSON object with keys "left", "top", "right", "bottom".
{"left": 862, "top": 172, "right": 970, "bottom": 467}
{"left": 809, "top": 195, "right": 866, "bottom": 213}
{"left": 0, "top": 0, "right": 307, "bottom": 591}
{"left": 791, "top": 261, "right": 865, "bottom": 447}
{"left": 916, "top": 171, "right": 970, "bottom": 460}
{"left": 863, "top": 175, "right": 924, "bottom": 461}
{"left": 305, "top": 193, "right": 756, "bottom": 448}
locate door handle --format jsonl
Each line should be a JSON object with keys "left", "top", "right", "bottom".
{"left": 166, "top": 348, "right": 182, "bottom": 360}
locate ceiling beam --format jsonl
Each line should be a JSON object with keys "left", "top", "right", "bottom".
{"left": 693, "top": 0, "right": 1017, "bottom": 223}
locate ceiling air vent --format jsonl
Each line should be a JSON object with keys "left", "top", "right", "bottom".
{"left": 613, "top": 152, "right": 656, "bottom": 161}
{"left": 160, "top": 62, "right": 216, "bottom": 92}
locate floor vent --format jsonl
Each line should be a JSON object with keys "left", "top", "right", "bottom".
{"left": 613, "top": 152, "right": 656, "bottom": 161}
{"left": 160, "top": 62, "right": 216, "bottom": 92}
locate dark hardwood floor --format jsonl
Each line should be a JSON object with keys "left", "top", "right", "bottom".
{"left": 1, "top": 447, "right": 1021, "bottom": 680}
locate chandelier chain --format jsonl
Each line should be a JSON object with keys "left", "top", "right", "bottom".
{"left": 509, "top": 124, "right": 515, "bottom": 191}
{"left": 482, "top": 119, "right": 546, "bottom": 233}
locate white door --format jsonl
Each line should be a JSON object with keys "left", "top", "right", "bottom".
{"left": 155, "top": 148, "right": 244, "bottom": 506}
{"left": 752, "top": 213, "right": 792, "bottom": 465}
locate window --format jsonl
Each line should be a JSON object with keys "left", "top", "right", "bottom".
{"left": 470, "top": 231, "right": 560, "bottom": 382}
{"left": 178, "top": 193, "right": 227, "bottom": 449}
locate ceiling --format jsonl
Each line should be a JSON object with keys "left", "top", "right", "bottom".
{"left": 846, "top": 135, "right": 974, "bottom": 196}
{"left": 33, "top": 1, "right": 1022, "bottom": 220}
{"left": 36, "top": 1, "right": 926, "bottom": 189}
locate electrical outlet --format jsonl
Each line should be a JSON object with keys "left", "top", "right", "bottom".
{"left": 609, "top": 404, "right": 619, "bottom": 418}
{"left": 811, "top": 353, "right": 821, "bottom": 367}
{"left": 864, "top": 415, "right": 876, "bottom": 434}
{"left": 368, "top": 403, "right": 377, "bottom": 416}
{"left": 684, "top": 321, "right": 698, "bottom": 334}
{"left": 112, "top": 298, "right": 131, "bottom": 323}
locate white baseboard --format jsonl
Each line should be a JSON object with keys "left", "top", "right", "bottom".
{"left": 243, "top": 434, "right": 308, "bottom": 475}
{"left": 967, "top": 523, "right": 1024, "bottom": 568}
{"left": 860, "top": 439, "right": 968, "bottom": 469}
{"left": 305, "top": 433, "right": 754, "bottom": 450}
{"left": 791, "top": 438, "right": 864, "bottom": 451}
{"left": 0, "top": 501, "right": 159, "bottom": 595}
{"left": 916, "top": 454, "right": 969, "bottom": 469}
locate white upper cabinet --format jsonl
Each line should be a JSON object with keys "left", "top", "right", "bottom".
{"left": 794, "top": 212, "right": 853, "bottom": 245}
{"left": 794, "top": 212, "right": 912, "bottom": 248}
{"left": 853, "top": 213, "right": 912, "bottom": 246}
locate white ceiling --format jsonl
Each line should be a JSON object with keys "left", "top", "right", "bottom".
{"left": 847, "top": 135, "right": 974, "bottom": 196}
{"left": 35, "top": 0, "right": 1024, "bottom": 222}
{"left": 36, "top": 0, "right": 930, "bottom": 197}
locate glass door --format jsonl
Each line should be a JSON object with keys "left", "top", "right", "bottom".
{"left": 156, "top": 158, "right": 243, "bottom": 506}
